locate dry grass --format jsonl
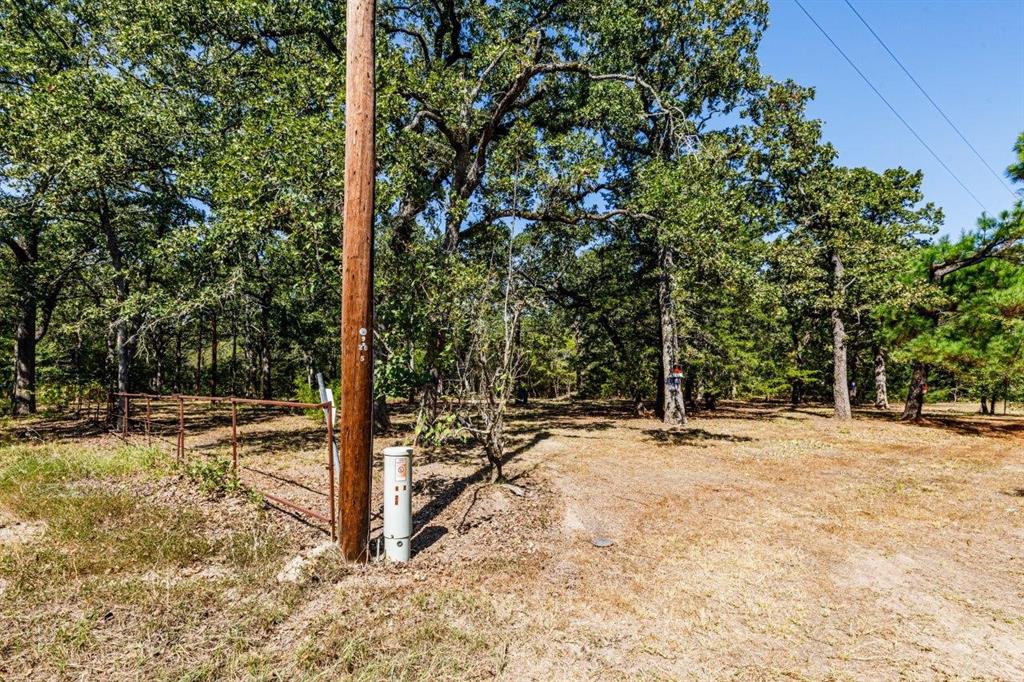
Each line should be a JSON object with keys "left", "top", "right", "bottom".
{"left": 1, "top": 400, "right": 1023, "bottom": 680}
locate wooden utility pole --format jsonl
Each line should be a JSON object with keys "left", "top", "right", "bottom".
{"left": 339, "top": 0, "right": 376, "bottom": 562}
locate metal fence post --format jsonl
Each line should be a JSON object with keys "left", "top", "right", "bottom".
{"left": 327, "top": 402, "right": 336, "bottom": 541}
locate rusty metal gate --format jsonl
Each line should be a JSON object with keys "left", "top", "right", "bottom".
{"left": 110, "top": 392, "right": 337, "bottom": 539}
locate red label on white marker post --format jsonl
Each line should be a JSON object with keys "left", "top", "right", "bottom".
{"left": 395, "top": 458, "right": 408, "bottom": 483}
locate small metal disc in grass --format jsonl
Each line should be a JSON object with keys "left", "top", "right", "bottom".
{"left": 591, "top": 537, "right": 614, "bottom": 548}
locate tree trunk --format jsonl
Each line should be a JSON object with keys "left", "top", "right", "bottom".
{"left": 873, "top": 346, "right": 888, "bottom": 409}
{"left": 980, "top": 396, "right": 989, "bottom": 415}
{"left": 418, "top": 350, "right": 443, "bottom": 427}
{"left": 230, "top": 309, "right": 238, "bottom": 396}
{"left": 831, "top": 251, "right": 852, "bottom": 420}
{"left": 73, "top": 329, "right": 83, "bottom": 415}
{"left": 105, "top": 330, "right": 115, "bottom": 402}
{"left": 848, "top": 344, "right": 859, "bottom": 404}
{"left": 194, "top": 315, "right": 203, "bottom": 394}
{"left": 373, "top": 393, "right": 391, "bottom": 434}
{"left": 655, "top": 352, "right": 665, "bottom": 419}
{"left": 152, "top": 326, "right": 163, "bottom": 394}
{"left": 115, "top": 322, "right": 131, "bottom": 395}
{"left": 302, "top": 351, "right": 316, "bottom": 390}
{"left": 657, "top": 245, "right": 686, "bottom": 426}
{"left": 790, "top": 379, "right": 802, "bottom": 407}
{"left": 210, "top": 314, "right": 218, "bottom": 396}
{"left": 901, "top": 362, "right": 928, "bottom": 420}
{"left": 6, "top": 230, "right": 62, "bottom": 415}
{"left": 12, "top": 295, "right": 37, "bottom": 416}
{"left": 6, "top": 222, "right": 41, "bottom": 416}
{"left": 790, "top": 329, "right": 810, "bottom": 407}
{"left": 175, "top": 327, "right": 183, "bottom": 393}
{"left": 574, "top": 332, "right": 583, "bottom": 400}
{"left": 100, "top": 187, "right": 132, "bottom": 429}
{"left": 259, "top": 288, "right": 272, "bottom": 399}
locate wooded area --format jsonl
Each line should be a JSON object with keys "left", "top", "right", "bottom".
{"left": 3, "top": 1, "right": 1024, "bottom": 678}
{"left": 3, "top": 0, "right": 1023, "bottom": 460}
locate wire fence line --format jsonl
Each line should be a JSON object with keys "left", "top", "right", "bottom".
{"left": 109, "top": 391, "right": 338, "bottom": 539}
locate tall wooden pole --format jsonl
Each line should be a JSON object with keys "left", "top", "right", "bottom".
{"left": 339, "top": 0, "right": 376, "bottom": 562}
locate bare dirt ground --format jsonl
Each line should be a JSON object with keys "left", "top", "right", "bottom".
{"left": 1, "top": 399, "right": 1022, "bottom": 680}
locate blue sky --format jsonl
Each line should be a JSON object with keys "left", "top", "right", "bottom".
{"left": 758, "top": 0, "right": 1024, "bottom": 238}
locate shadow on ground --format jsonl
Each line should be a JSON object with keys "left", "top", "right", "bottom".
{"left": 640, "top": 428, "right": 755, "bottom": 447}
{"left": 850, "top": 407, "right": 1024, "bottom": 439}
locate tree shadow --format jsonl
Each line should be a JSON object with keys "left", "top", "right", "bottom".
{"left": 853, "top": 408, "right": 1024, "bottom": 439}
{"left": 411, "top": 524, "right": 449, "bottom": 554}
{"left": 4, "top": 416, "right": 110, "bottom": 442}
{"left": 240, "top": 465, "right": 327, "bottom": 497}
{"left": 503, "top": 430, "right": 553, "bottom": 459}
{"left": 394, "top": 428, "right": 554, "bottom": 555}
{"left": 507, "top": 419, "right": 613, "bottom": 436}
{"left": 403, "top": 466, "right": 490, "bottom": 555}
{"left": 640, "top": 427, "right": 755, "bottom": 447}
{"left": 413, "top": 443, "right": 482, "bottom": 466}
{"left": 209, "top": 426, "right": 324, "bottom": 455}
{"left": 508, "top": 400, "right": 634, "bottom": 426}
{"left": 9, "top": 401, "right": 312, "bottom": 447}
{"left": 261, "top": 499, "right": 331, "bottom": 535}
{"left": 688, "top": 401, "right": 794, "bottom": 422}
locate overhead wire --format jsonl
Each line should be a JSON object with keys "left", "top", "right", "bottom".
{"left": 844, "top": 0, "right": 1018, "bottom": 201}
{"left": 793, "top": 0, "right": 990, "bottom": 213}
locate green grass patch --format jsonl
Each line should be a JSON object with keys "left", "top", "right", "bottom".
{"left": 0, "top": 442, "right": 285, "bottom": 582}
{"left": 0, "top": 439, "right": 297, "bottom": 679}
{"left": 0, "top": 442, "right": 169, "bottom": 493}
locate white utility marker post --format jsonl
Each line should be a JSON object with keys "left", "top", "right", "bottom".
{"left": 316, "top": 373, "right": 340, "bottom": 472}
{"left": 382, "top": 446, "right": 412, "bottom": 562}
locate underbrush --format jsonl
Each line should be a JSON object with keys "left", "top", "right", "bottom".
{"left": 183, "top": 456, "right": 243, "bottom": 496}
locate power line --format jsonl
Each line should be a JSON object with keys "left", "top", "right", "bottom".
{"left": 792, "top": 0, "right": 989, "bottom": 213}
{"left": 844, "top": 0, "right": 1017, "bottom": 201}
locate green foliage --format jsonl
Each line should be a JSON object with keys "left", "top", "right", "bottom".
{"left": 0, "top": 0, "right": 1020, "bottom": 427}
{"left": 413, "top": 412, "right": 469, "bottom": 448}
{"left": 182, "top": 457, "right": 241, "bottom": 496}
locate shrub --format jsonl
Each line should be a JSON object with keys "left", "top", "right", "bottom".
{"left": 183, "top": 457, "right": 240, "bottom": 496}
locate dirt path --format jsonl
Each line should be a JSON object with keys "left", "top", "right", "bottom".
{"left": 485, "top": 403, "right": 1024, "bottom": 679}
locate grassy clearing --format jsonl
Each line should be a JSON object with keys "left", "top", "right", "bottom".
{"left": 0, "top": 443, "right": 208, "bottom": 577}
{"left": 0, "top": 439, "right": 298, "bottom": 679}
{"left": 2, "top": 402, "right": 1022, "bottom": 680}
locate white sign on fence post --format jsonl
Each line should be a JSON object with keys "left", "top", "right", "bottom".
{"left": 317, "top": 372, "right": 340, "bottom": 472}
